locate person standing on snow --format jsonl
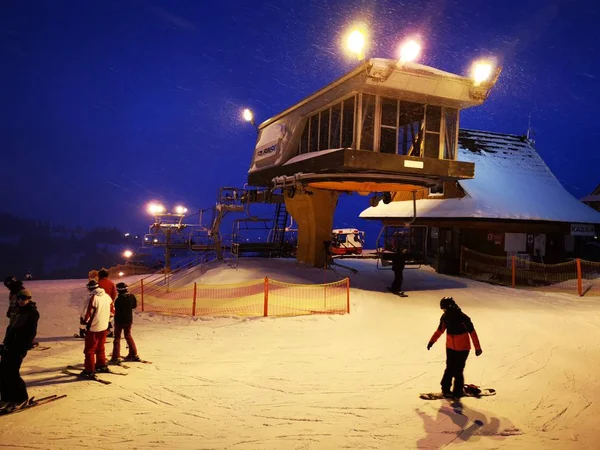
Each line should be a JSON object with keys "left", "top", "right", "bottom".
{"left": 97, "top": 270, "right": 116, "bottom": 338}
{"left": 109, "top": 282, "right": 141, "bottom": 364}
{"left": 0, "top": 289, "right": 39, "bottom": 410}
{"left": 80, "top": 279, "right": 112, "bottom": 377}
{"left": 389, "top": 248, "right": 408, "bottom": 294}
{"left": 3, "top": 277, "right": 23, "bottom": 346}
{"left": 427, "top": 297, "right": 483, "bottom": 398}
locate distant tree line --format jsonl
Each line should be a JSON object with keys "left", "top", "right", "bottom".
{"left": 0, "top": 213, "right": 132, "bottom": 280}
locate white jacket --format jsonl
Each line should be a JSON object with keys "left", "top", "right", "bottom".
{"left": 83, "top": 288, "right": 113, "bottom": 332}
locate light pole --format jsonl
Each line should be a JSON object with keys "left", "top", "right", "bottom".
{"left": 147, "top": 203, "right": 187, "bottom": 273}
{"left": 123, "top": 249, "right": 133, "bottom": 274}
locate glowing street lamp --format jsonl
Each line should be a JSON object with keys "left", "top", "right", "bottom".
{"left": 147, "top": 202, "right": 165, "bottom": 215}
{"left": 123, "top": 249, "right": 133, "bottom": 259}
{"left": 398, "top": 39, "right": 421, "bottom": 64}
{"left": 471, "top": 60, "right": 494, "bottom": 86}
{"left": 243, "top": 108, "right": 259, "bottom": 133}
{"left": 243, "top": 108, "right": 254, "bottom": 124}
{"left": 174, "top": 205, "right": 187, "bottom": 215}
{"left": 345, "top": 27, "right": 367, "bottom": 61}
{"left": 118, "top": 271, "right": 125, "bottom": 277}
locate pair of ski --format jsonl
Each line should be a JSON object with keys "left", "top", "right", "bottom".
{"left": 0, "top": 394, "right": 67, "bottom": 416}
{"left": 62, "top": 365, "right": 127, "bottom": 385}
{"left": 62, "top": 358, "right": 152, "bottom": 385}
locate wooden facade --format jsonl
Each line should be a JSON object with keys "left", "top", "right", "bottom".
{"left": 363, "top": 130, "right": 600, "bottom": 274}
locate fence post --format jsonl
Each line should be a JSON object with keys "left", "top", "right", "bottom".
{"left": 346, "top": 277, "right": 350, "bottom": 314}
{"left": 511, "top": 255, "right": 516, "bottom": 289}
{"left": 576, "top": 258, "right": 583, "bottom": 297}
{"left": 140, "top": 279, "right": 145, "bottom": 312}
{"left": 459, "top": 246, "right": 464, "bottom": 275}
{"left": 263, "top": 277, "right": 269, "bottom": 317}
{"left": 192, "top": 282, "right": 197, "bottom": 316}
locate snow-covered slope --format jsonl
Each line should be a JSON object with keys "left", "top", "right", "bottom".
{"left": 1, "top": 259, "right": 598, "bottom": 449}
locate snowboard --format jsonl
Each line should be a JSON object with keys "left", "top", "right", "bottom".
{"left": 420, "top": 386, "right": 496, "bottom": 400}
{"left": 0, "top": 394, "right": 67, "bottom": 416}
{"left": 387, "top": 287, "right": 408, "bottom": 297}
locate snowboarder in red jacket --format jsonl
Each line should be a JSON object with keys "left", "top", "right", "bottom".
{"left": 427, "top": 297, "right": 482, "bottom": 398}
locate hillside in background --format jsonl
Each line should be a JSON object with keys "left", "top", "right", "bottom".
{"left": 0, "top": 213, "right": 147, "bottom": 279}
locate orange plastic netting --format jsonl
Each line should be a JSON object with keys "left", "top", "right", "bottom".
{"left": 461, "top": 247, "right": 600, "bottom": 296}
{"left": 130, "top": 277, "right": 350, "bottom": 317}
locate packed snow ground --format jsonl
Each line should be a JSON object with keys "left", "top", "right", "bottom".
{"left": 1, "top": 258, "right": 599, "bottom": 449}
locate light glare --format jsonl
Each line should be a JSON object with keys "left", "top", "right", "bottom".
{"left": 242, "top": 108, "right": 253, "bottom": 122}
{"left": 147, "top": 202, "right": 165, "bottom": 214}
{"left": 174, "top": 205, "right": 188, "bottom": 214}
{"left": 399, "top": 39, "right": 421, "bottom": 63}
{"left": 123, "top": 250, "right": 133, "bottom": 258}
{"left": 345, "top": 28, "right": 366, "bottom": 60}
{"left": 472, "top": 60, "right": 493, "bottom": 86}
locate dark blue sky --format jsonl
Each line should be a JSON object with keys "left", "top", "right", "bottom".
{"left": 1, "top": 0, "right": 599, "bottom": 237}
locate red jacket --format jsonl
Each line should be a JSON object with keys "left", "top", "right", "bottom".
{"left": 429, "top": 309, "right": 481, "bottom": 351}
{"left": 98, "top": 277, "right": 117, "bottom": 315}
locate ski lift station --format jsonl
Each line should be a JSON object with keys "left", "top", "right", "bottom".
{"left": 246, "top": 56, "right": 501, "bottom": 267}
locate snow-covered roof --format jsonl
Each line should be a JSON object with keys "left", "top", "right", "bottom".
{"left": 361, "top": 129, "right": 600, "bottom": 224}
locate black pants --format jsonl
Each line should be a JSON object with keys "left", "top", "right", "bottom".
{"left": 0, "top": 350, "right": 28, "bottom": 403}
{"left": 441, "top": 348, "right": 469, "bottom": 395}
{"left": 391, "top": 270, "right": 403, "bottom": 292}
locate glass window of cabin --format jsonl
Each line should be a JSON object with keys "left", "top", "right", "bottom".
{"left": 380, "top": 97, "right": 398, "bottom": 154}
{"left": 429, "top": 183, "right": 444, "bottom": 196}
{"left": 299, "top": 119, "right": 309, "bottom": 154}
{"left": 443, "top": 108, "right": 458, "bottom": 159}
{"left": 398, "top": 102, "right": 424, "bottom": 157}
{"left": 309, "top": 114, "right": 319, "bottom": 153}
{"left": 424, "top": 105, "right": 441, "bottom": 158}
{"left": 330, "top": 102, "right": 342, "bottom": 148}
{"left": 341, "top": 96, "right": 355, "bottom": 148}
{"left": 319, "top": 109, "right": 330, "bottom": 151}
{"left": 360, "top": 94, "right": 375, "bottom": 151}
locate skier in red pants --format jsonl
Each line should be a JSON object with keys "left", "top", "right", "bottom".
{"left": 81, "top": 280, "right": 112, "bottom": 377}
{"left": 109, "top": 282, "right": 141, "bottom": 364}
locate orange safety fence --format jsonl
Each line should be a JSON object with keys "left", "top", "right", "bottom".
{"left": 461, "top": 246, "right": 600, "bottom": 296}
{"left": 136, "top": 277, "right": 350, "bottom": 317}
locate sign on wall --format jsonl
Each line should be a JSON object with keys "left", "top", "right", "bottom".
{"left": 254, "top": 139, "right": 280, "bottom": 162}
{"left": 534, "top": 233, "right": 546, "bottom": 257}
{"left": 504, "top": 233, "right": 527, "bottom": 253}
{"left": 570, "top": 223, "right": 596, "bottom": 236}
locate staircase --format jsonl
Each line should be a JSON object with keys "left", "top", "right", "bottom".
{"left": 268, "top": 201, "right": 289, "bottom": 257}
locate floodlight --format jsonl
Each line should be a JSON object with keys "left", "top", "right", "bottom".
{"left": 399, "top": 39, "right": 421, "bottom": 63}
{"left": 471, "top": 60, "right": 493, "bottom": 86}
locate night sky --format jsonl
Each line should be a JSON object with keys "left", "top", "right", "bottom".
{"left": 2, "top": 0, "right": 599, "bottom": 238}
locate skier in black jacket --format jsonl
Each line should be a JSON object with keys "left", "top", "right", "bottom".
{"left": 0, "top": 289, "right": 39, "bottom": 409}
{"left": 2, "top": 277, "right": 23, "bottom": 347}
{"left": 109, "top": 282, "right": 141, "bottom": 364}
{"left": 389, "top": 249, "right": 408, "bottom": 294}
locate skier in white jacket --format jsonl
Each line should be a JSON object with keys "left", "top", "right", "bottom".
{"left": 80, "top": 280, "right": 113, "bottom": 377}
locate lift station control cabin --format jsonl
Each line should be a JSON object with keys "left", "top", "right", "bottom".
{"left": 247, "top": 58, "right": 501, "bottom": 267}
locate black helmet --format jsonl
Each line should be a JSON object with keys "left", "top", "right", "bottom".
{"left": 87, "top": 279, "right": 99, "bottom": 290}
{"left": 4, "top": 276, "right": 16, "bottom": 288}
{"left": 116, "top": 282, "right": 128, "bottom": 292}
{"left": 440, "top": 296, "right": 456, "bottom": 310}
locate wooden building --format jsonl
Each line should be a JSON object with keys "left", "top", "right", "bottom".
{"left": 360, "top": 129, "right": 600, "bottom": 274}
